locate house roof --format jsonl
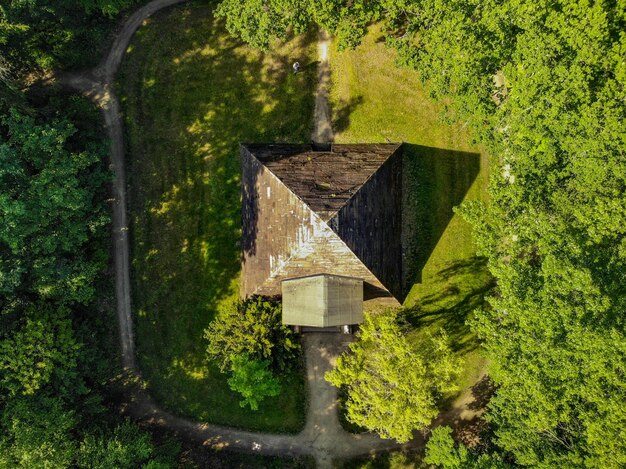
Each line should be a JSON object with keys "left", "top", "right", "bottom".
{"left": 240, "top": 143, "right": 404, "bottom": 303}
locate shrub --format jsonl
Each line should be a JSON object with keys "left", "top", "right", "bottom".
{"left": 205, "top": 296, "right": 299, "bottom": 372}
{"left": 227, "top": 354, "right": 281, "bottom": 411}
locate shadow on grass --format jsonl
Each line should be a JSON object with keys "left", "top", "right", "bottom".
{"left": 332, "top": 95, "right": 365, "bottom": 135}
{"left": 401, "top": 144, "right": 481, "bottom": 296}
{"left": 119, "top": 4, "right": 316, "bottom": 431}
{"left": 404, "top": 256, "right": 495, "bottom": 354}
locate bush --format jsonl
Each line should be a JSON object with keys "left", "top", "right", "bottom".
{"left": 205, "top": 296, "right": 299, "bottom": 372}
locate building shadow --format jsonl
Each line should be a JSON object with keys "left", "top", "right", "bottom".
{"left": 401, "top": 144, "right": 481, "bottom": 298}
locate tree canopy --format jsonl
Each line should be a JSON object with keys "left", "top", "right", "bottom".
{"left": 326, "top": 311, "right": 461, "bottom": 442}
{"left": 0, "top": 108, "right": 109, "bottom": 306}
{"left": 0, "top": 0, "right": 138, "bottom": 75}
{"left": 227, "top": 354, "right": 282, "bottom": 411}
{"left": 0, "top": 94, "right": 178, "bottom": 467}
{"left": 205, "top": 296, "right": 300, "bottom": 373}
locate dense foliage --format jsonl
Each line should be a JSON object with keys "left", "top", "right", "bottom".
{"left": 0, "top": 0, "right": 138, "bottom": 75}
{"left": 205, "top": 296, "right": 300, "bottom": 372}
{"left": 425, "top": 426, "right": 510, "bottom": 469}
{"left": 227, "top": 354, "right": 281, "bottom": 410}
{"left": 205, "top": 296, "right": 299, "bottom": 412}
{"left": 0, "top": 108, "right": 109, "bottom": 305}
{"left": 326, "top": 312, "right": 461, "bottom": 442}
{"left": 217, "top": 0, "right": 626, "bottom": 464}
{"left": 0, "top": 92, "right": 177, "bottom": 467}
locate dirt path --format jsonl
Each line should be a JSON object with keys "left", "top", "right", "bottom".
{"left": 53, "top": 2, "right": 486, "bottom": 467}
{"left": 298, "top": 334, "right": 404, "bottom": 468}
{"left": 59, "top": 0, "right": 189, "bottom": 371}
{"left": 312, "top": 30, "right": 333, "bottom": 143}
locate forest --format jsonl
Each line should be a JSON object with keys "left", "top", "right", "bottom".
{"left": 0, "top": 1, "right": 184, "bottom": 467}
{"left": 1, "top": 0, "right": 625, "bottom": 467}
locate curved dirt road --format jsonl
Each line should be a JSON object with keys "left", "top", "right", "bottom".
{"left": 56, "top": 2, "right": 405, "bottom": 467}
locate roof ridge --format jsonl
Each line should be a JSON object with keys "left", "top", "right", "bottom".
{"left": 253, "top": 204, "right": 384, "bottom": 295}
{"left": 247, "top": 149, "right": 340, "bottom": 222}
{"left": 334, "top": 143, "right": 402, "bottom": 215}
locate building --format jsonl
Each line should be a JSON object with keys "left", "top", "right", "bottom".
{"left": 281, "top": 274, "right": 363, "bottom": 328}
{"left": 240, "top": 143, "right": 403, "bottom": 325}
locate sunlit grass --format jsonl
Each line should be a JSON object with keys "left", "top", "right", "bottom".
{"left": 117, "top": 4, "right": 316, "bottom": 432}
{"left": 329, "top": 25, "right": 492, "bottom": 399}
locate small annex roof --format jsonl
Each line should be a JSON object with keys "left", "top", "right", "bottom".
{"left": 282, "top": 274, "right": 363, "bottom": 327}
{"left": 240, "top": 143, "right": 404, "bottom": 303}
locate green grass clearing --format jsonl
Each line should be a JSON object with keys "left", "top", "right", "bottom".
{"left": 117, "top": 4, "right": 317, "bottom": 432}
{"left": 329, "top": 25, "right": 492, "bottom": 406}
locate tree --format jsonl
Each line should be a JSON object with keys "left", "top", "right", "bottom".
{"left": 205, "top": 296, "right": 299, "bottom": 372}
{"left": 0, "top": 108, "right": 109, "bottom": 307}
{"left": 0, "top": 306, "right": 81, "bottom": 398}
{"left": 0, "top": 396, "right": 77, "bottom": 469}
{"left": 425, "top": 426, "right": 512, "bottom": 469}
{"left": 326, "top": 311, "right": 461, "bottom": 442}
{"left": 76, "top": 421, "right": 156, "bottom": 469}
{"left": 226, "top": 354, "right": 281, "bottom": 411}
{"left": 0, "top": 0, "right": 137, "bottom": 75}
{"left": 214, "top": 0, "right": 382, "bottom": 50}
{"left": 425, "top": 426, "right": 469, "bottom": 468}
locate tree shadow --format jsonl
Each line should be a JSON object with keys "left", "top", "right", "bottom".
{"left": 401, "top": 144, "right": 481, "bottom": 297}
{"left": 303, "top": 60, "right": 320, "bottom": 71}
{"left": 467, "top": 374, "right": 496, "bottom": 411}
{"left": 403, "top": 256, "right": 495, "bottom": 354}
{"left": 331, "top": 95, "right": 365, "bottom": 135}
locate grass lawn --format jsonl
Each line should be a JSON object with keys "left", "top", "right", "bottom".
{"left": 329, "top": 26, "right": 493, "bottom": 401}
{"left": 117, "top": 4, "right": 317, "bottom": 432}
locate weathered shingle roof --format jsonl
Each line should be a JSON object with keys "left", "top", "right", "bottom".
{"left": 241, "top": 143, "right": 403, "bottom": 303}
{"left": 246, "top": 144, "right": 400, "bottom": 220}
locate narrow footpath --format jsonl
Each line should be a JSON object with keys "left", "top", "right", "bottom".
{"left": 312, "top": 29, "right": 333, "bottom": 143}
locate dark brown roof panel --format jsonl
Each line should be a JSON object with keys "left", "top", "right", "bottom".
{"left": 240, "top": 143, "right": 403, "bottom": 304}
{"left": 242, "top": 143, "right": 401, "bottom": 217}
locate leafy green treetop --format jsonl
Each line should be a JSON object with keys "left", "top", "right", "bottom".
{"left": 0, "top": 109, "right": 109, "bottom": 306}
{"left": 226, "top": 354, "right": 281, "bottom": 411}
{"left": 425, "top": 426, "right": 469, "bottom": 468}
{"left": 425, "top": 425, "right": 512, "bottom": 469}
{"left": 205, "top": 296, "right": 299, "bottom": 372}
{"left": 326, "top": 311, "right": 461, "bottom": 442}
